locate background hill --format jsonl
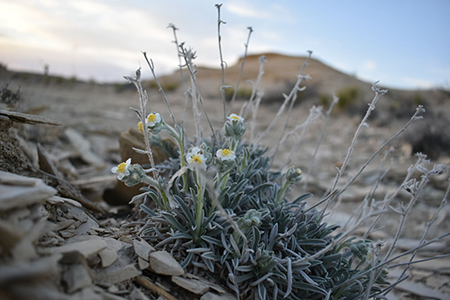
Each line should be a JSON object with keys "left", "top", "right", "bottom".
{"left": 2, "top": 52, "right": 449, "bottom": 161}
{"left": 153, "top": 52, "right": 447, "bottom": 119}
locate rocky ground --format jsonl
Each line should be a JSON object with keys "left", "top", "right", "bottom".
{"left": 1, "top": 68, "right": 449, "bottom": 299}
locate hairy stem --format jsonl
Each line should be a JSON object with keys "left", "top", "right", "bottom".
{"left": 385, "top": 179, "right": 450, "bottom": 296}
{"left": 321, "top": 83, "right": 388, "bottom": 216}
{"left": 216, "top": 3, "right": 227, "bottom": 123}
{"left": 168, "top": 23, "right": 189, "bottom": 156}
{"left": 229, "top": 27, "right": 253, "bottom": 115}
{"left": 143, "top": 53, "right": 176, "bottom": 126}
{"left": 303, "top": 94, "right": 338, "bottom": 191}
{"left": 254, "top": 51, "right": 312, "bottom": 146}
{"left": 180, "top": 45, "right": 217, "bottom": 147}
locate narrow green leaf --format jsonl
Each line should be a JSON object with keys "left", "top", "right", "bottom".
{"left": 201, "top": 251, "right": 221, "bottom": 261}
{"left": 291, "top": 281, "right": 328, "bottom": 296}
{"left": 293, "top": 193, "right": 313, "bottom": 204}
{"left": 172, "top": 232, "right": 192, "bottom": 239}
{"left": 161, "top": 212, "right": 187, "bottom": 232}
{"left": 186, "top": 247, "right": 211, "bottom": 253}
{"left": 297, "top": 239, "right": 327, "bottom": 246}
{"left": 140, "top": 204, "right": 158, "bottom": 217}
{"left": 234, "top": 272, "right": 255, "bottom": 284}
{"left": 174, "top": 195, "right": 195, "bottom": 225}
{"left": 257, "top": 282, "right": 267, "bottom": 300}
{"left": 201, "top": 235, "right": 222, "bottom": 246}
{"left": 251, "top": 272, "right": 273, "bottom": 287}
{"left": 235, "top": 265, "right": 255, "bottom": 272}
{"left": 181, "top": 252, "right": 194, "bottom": 268}
{"left": 248, "top": 182, "right": 273, "bottom": 195}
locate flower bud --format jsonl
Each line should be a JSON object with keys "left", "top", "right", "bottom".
{"left": 238, "top": 209, "right": 262, "bottom": 230}
{"left": 286, "top": 166, "right": 302, "bottom": 183}
{"left": 224, "top": 114, "right": 247, "bottom": 139}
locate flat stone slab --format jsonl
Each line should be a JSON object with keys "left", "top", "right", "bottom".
{"left": 65, "top": 128, "right": 104, "bottom": 167}
{"left": 0, "top": 171, "right": 57, "bottom": 211}
{"left": 133, "top": 238, "right": 155, "bottom": 261}
{"left": 98, "top": 248, "right": 118, "bottom": 268}
{"left": 95, "top": 263, "right": 141, "bottom": 285}
{"left": 40, "top": 238, "right": 107, "bottom": 257}
{"left": 63, "top": 264, "right": 92, "bottom": 293}
{"left": 200, "top": 292, "right": 237, "bottom": 300}
{"left": 172, "top": 276, "right": 210, "bottom": 295}
{"left": 0, "top": 110, "right": 61, "bottom": 126}
{"left": 149, "top": 251, "right": 184, "bottom": 276}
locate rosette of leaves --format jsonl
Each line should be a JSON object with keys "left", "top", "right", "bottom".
{"left": 139, "top": 138, "right": 388, "bottom": 299}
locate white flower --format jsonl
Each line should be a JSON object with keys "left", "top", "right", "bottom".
{"left": 190, "top": 146, "right": 203, "bottom": 156}
{"left": 216, "top": 148, "right": 236, "bottom": 161}
{"left": 186, "top": 146, "right": 206, "bottom": 168}
{"left": 227, "top": 113, "right": 244, "bottom": 123}
{"left": 111, "top": 158, "right": 131, "bottom": 180}
{"left": 147, "top": 112, "right": 162, "bottom": 127}
{"left": 188, "top": 153, "right": 206, "bottom": 168}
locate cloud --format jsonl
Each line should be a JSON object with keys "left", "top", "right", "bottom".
{"left": 226, "top": 2, "right": 272, "bottom": 18}
{"left": 401, "top": 77, "right": 436, "bottom": 89}
{"left": 225, "top": 1, "right": 292, "bottom": 21}
{"left": 363, "top": 60, "right": 376, "bottom": 71}
{"left": 0, "top": 0, "right": 180, "bottom": 81}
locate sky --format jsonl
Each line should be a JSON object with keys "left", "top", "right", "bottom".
{"left": 1, "top": 0, "right": 449, "bottom": 90}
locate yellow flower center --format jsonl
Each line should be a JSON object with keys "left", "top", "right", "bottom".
{"left": 117, "top": 162, "right": 127, "bottom": 173}
{"left": 190, "top": 154, "right": 203, "bottom": 164}
{"left": 148, "top": 114, "right": 157, "bottom": 123}
{"left": 231, "top": 115, "right": 240, "bottom": 121}
{"left": 138, "top": 121, "right": 143, "bottom": 132}
{"left": 222, "top": 149, "right": 232, "bottom": 157}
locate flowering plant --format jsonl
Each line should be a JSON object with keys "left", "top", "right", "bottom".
{"left": 111, "top": 5, "right": 449, "bottom": 299}
{"left": 113, "top": 86, "right": 392, "bottom": 299}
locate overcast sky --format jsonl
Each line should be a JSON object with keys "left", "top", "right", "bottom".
{"left": 1, "top": 0, "right": 449, "bottom": 89}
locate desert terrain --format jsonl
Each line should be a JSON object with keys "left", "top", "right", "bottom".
{"left": 1, "top": 54, "right": 449, "bottom": 299}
